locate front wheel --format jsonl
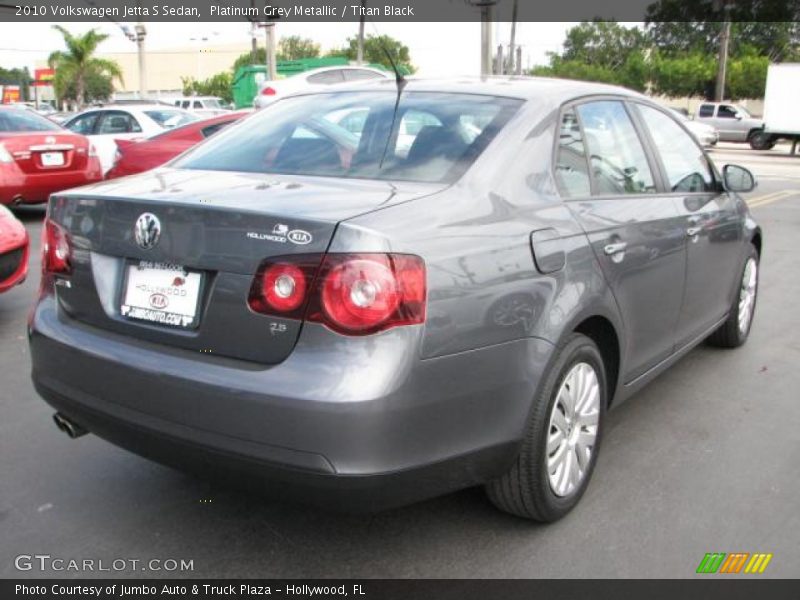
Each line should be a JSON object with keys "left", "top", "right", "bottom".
{"left": 486, "top": 333, "right": 606, "bottom": 521}
{"left": 708, "top": 244, "right": 759, "bottom": 348}
{"left": 749, "top": 130, "right": 776, "bottom": 150}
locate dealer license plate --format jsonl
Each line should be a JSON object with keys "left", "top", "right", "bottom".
{"left": 121, "top": 261, "right": 203, "bottom": 329}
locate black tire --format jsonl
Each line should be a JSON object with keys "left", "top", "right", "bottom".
{"left": 486, "top": 333, "right": 607, "bottom": 522}
{"left": 749, "top": 130, "right": 776, "bottom": 151}
{"left": 708, "top": 244, "right": 759, "bottom": 348}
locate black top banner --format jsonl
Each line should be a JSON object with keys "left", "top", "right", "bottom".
{"left": 1, "top": 0, "right": 799, "bottom": 22}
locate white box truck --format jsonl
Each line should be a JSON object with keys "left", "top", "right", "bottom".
{"left": 753, "top": 63, "right": 800, "bottom": 152}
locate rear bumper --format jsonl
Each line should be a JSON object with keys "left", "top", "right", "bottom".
{"left": 30, "top": 296, "right": 554, "bottom": 510}
{"left": 1, "top": 169, "right": 103, "bottom": 205}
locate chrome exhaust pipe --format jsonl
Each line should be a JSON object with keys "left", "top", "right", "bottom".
{"left": 53, "top": 413, "right": 88, "bottom": 439}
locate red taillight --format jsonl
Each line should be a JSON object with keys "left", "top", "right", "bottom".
{"left": 248, "top": 253, "right": 426, "bottom": 335}
{"left": 42, "top": 218, "right": 72, "bottom": 274}
{"left": 261, "top": 86, "right": 277, "bottom": 96}
{"left": 260, "top": 263, "right": 308, "bottom": 312}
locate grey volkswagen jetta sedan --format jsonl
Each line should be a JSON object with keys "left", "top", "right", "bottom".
{"left": 30, "top": 77, "right": 761, "bottom": 521}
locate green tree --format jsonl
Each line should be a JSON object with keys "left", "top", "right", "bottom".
{"left": 326, "top": 34, "right": 415, "bottom": 73}
{"left": 649, "top": 52, "right": 716, "bottom": 98}
{"left": 181, "top": 72, "right": 233, "bottom": 104}
{"left": 0, "top": 66, "right": 32, "bottom": 100}
{"left": 645, "top": 1, "right": 800, "bottom": 61}
{"left": 47, "top": 26, "right": 122, "bottom": 108}
{"left": 232, "top": 48, "right": 266, "bottom": 75}
{"left": 277, "top": 36, "right": 320, "bottom": 61}
{"left": 560, "top": 20, "right": 648, "bottom": 70}
{"left": 528, "top": 22, "right": 649, "bottom": 92}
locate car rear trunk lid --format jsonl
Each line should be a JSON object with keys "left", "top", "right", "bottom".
{"left": 49, "top": 168, "right": 443, "bottom": 364}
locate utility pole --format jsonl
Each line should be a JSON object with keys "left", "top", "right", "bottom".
{"left": 479, "top": 2, "right": 495, "bottom": 76}
{"left": 507, "top": 0, "right": 518, "bottom": 75}
{"left": 135, "top": 22, "right": 147, "bottom": 99}
{"left": 714, "top": 1, "right": 732, "bottom": 101}
{"left": 265, "top": 22, "right": 277, "bottom": 79}
{"left": 357, "top": 0, "right": 366, "bottom": 64}
{"left": 250, "top": 0, "right": 258, "bottom": 64}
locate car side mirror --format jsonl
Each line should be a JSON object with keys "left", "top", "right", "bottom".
{"left": 735, "top": 114, "right": 743, "bottom": 120}
{"left": 723, "top": 164, "right": 756, "bottom": 193}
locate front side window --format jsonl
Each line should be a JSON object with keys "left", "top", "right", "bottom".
{"left": 637, "top": 105, "right": 715, "bottom": 193}
{"left": 65, "top": 112, "right": 99, "bottom": 135}
{"left": 717, "top": 105, "right": 738, "bottom": 119}
{"left": 576, "top": 100, "right": 656, "bottom": 195}
{"left": 174, "top": 91, "right": 522, "bottom": 184}
{"left": 554, "top": 108, "right": 591, "bottom": 198}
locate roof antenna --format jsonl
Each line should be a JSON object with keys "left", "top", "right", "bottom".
{"left": 370, "top": 23, "right": 407, "bottom": 168}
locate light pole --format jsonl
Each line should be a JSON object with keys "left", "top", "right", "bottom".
{"left": 357, "top": 0, "right": 366, "bottom": 64}
{"left": 714, "top": 0, "right": 733, "bottom": 102}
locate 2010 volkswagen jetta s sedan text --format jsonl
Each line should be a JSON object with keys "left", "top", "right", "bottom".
{"left": 29, "top": 78, "right": 762, "bottom": 521}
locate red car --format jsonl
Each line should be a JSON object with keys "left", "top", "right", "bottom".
{"left": 0, "top": 204, "right": 28, "bottom": 293}
{"left": 106, "top": 111, "right": 248, "bottom": 179}
{"left": 0, "top": 107, "right": 103, "bottom": 205}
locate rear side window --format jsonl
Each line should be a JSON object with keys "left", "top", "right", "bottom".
{"left": 637, "top": 105, "right": 715, "bottom": 193}
{"left": 698, "top": 104, "right": 715, "bottom": 118}
{"left": 576, "top": 100, "right": 656, "bottom": 195}
{"left": 200, "top": 121, "right": 234, "bottom": 138}
{"left": 175, "top": 91, "right": 522, "bottom": 184}
{"left": 97, "top": 111, "right": 142, "bottom": 134}
{"left": 144, "top": 110, "right": 198, "bottom": 128}
{"left": 554, "top": 108, "right": 591, "bottom": 198}
{"left": 307, "top": 70, "right": 345, "bottom": 85}
{"left": 344, "top": 69, "right": 385, "bottom": 81}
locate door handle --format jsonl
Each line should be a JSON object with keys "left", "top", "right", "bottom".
{"left": 604, "top": 241, "right": 627, "bottom": 256}
{"left": 686, "top": 226, "right": 702, "bottom": 237}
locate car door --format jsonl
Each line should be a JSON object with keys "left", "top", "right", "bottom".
{"left": 93, "top": 110, "right": 143, "bottom": 173}
{"left": 714, "top": 104, "right": 748, "bottom": 141}
{"left": 558, "top": 99, "right": 687, "bottom": 383}
{"left": 634, "top": 102, "right": 744, "bottom": 348}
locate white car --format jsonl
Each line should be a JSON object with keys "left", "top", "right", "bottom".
{"left": 63, "top": 105, "right": 198, "bottom": 173}
{"left": 253, "top": 66, "right": 389, "bottom": 109}
{"left": 171, "top": 96, "right": 230, "bottom": 118}
{"left": 670, "top": 108, "right": 719, "bottom": 147}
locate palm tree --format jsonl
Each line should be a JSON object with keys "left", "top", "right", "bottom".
{"left": 48, "top": 26, "right": 123, "bottom": 109}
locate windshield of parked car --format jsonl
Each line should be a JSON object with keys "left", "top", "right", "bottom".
{"left": 0, "top": 109, "right": 61, "bottom": 132}
{"left": 144, "top": 109, "right": 198, "bottom": 129}
{"left": 735, "top": 105, "right": 752, "bottom": 118}
{"left": 174, "top": 91, "right": 522, "bottom": 184}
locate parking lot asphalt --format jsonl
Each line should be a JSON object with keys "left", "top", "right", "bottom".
{"left": 1, "top": 145, "right": 799, "bottom": 579}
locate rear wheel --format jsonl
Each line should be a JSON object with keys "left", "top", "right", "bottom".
{"left": 486, "top": 333, "right": 606, "bottom": 521}
{"left": 749, "top": 130, "right": 776, "bottom": 150}
{"left": 708, "top": 244, "right": 759, "bottom": 348}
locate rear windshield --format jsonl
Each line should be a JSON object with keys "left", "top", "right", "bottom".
{"left": 144, "top": 109, "right": 198, "bottom": 129}
{"left": 174, "top": 92, "right": 522, "bottom": 184}
{"left": 0, "top": 109, "right": 61, "bottom": 132}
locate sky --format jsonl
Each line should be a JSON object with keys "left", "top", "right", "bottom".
{"left": 0, "top": 21, "right": 574, "bottom": 76}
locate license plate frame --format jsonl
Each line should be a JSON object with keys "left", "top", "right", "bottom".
{"left": 120, "top": 260, "right": 205, "bottom": 330}
{"left": 40, "top": 151, "right": 65, "bottom": 167}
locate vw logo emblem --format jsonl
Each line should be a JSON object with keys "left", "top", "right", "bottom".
{"left": 134, "top": 213, "right": 161, "bottom": 250}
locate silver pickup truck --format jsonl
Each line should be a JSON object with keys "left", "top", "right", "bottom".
{"left": 694, "top": 102, "right": 769, "bottom": 149}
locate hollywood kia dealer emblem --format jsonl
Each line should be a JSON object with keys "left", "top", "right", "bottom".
{"left": 134, "top": 213, "right": 161, "bottom": 250}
